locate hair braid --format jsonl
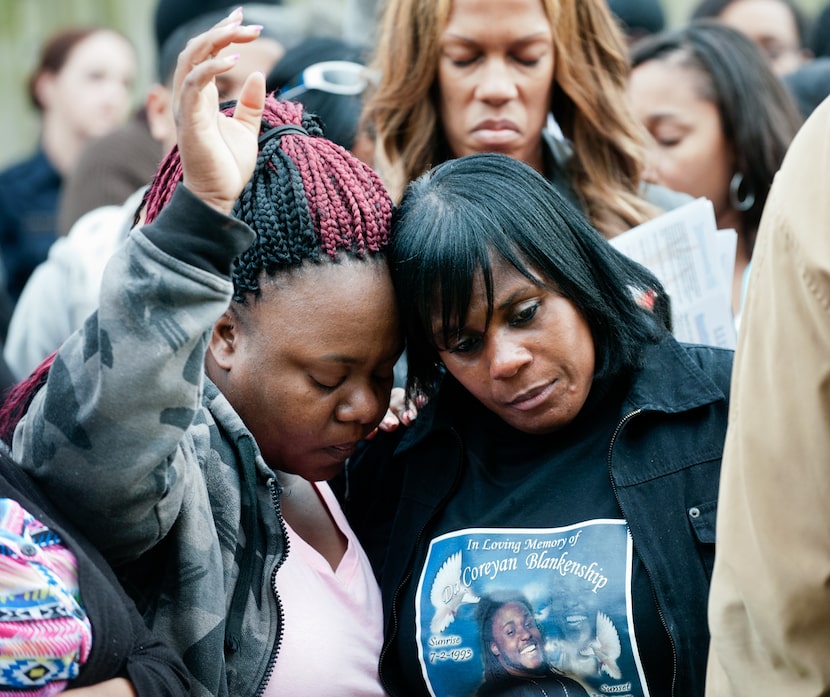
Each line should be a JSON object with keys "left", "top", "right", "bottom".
{"left": 0, "top": 352, "right": 56, "bottom": 444}
{"left": 228, "top": 96, "right": 393, "bottom": 303}
{"left": 143, "top": 146, "right": 183, "bottom": 224}
{"left": 140, "top": 96, "right": 392, "bottom": 296}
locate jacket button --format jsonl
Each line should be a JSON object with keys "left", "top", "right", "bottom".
{"left": 688, "top": 507, "right": 701, "bottom": 518}
{"left": 20, "top": 543, "right": 38, "bottom": 556}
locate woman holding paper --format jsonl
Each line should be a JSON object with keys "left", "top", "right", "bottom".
{"left": 344, "top": 152, "right": 733, "bottom": 697}
{"left": 627, "top": 20, "right": 802, "bottom": 320}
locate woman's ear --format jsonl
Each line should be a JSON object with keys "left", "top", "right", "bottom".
{"left": 32, "top": 72, "right": 56, "bottom": 111}
{"left": 207, "top": 309, "right": 237, "bottom": 371}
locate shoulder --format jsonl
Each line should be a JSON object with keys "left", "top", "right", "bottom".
{"left": 0, "top": 152, "right": 41, "bottom": 180}
{"left": 762, "top": 95, "right": 830, "bottom": 242}
{"left": 0, "top": 151, "right": 59, "bottom": 187}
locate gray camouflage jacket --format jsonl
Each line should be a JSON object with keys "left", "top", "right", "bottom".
{"left": 12, "top": 185, "right": 288, "bottom": 697}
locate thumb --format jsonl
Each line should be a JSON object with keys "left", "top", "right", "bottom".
{"left": 233, "top": 71, "right": 266, "bottom": 134}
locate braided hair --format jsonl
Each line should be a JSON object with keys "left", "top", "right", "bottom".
{"left": 144, "top": 95, "right": 393, "bottom": 302}
{"left": 0, "top": 96, "right": 394, "bottom": 443}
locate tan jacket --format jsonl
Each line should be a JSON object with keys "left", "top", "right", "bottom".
{"left": 706, "top": 96, "right": 830, "bottom": 694}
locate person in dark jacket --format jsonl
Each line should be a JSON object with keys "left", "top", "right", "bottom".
{"left": 0, "top": 445, "right": 190, "bottom": 696}
{"left": 343, "top": 152, "right": 733, "bottom": 697}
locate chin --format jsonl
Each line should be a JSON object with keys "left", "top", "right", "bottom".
{"left": 507, "top": 417, "right": 568, "bottom": 436}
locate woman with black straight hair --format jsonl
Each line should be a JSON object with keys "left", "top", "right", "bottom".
{"left": 390, "top": 153, "right": 668, "bottom": 403}
{"left": 345, "top": 152, "right": 733, "bottom": 697}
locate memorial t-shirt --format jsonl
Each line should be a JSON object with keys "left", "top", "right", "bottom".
{"left": 393, "top": 378, "right": 674, "bottom": 696}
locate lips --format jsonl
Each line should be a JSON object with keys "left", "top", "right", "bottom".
{"left": 565, "top": 613, "right": 588, "bottom": 627}
{"left": 323, "top": 442, "right": 359, "bottom": 461}
{"left": 474, "top": 118, "right": 519, "bottom": 132}
{"left": 505, "top": 381, "right": 556, "bottom": 411}
{"left": 520, "top": 643, "right": 539, "bottom": 656}
{"left": 471, "top": 119, "right": 520, "bottom": 147}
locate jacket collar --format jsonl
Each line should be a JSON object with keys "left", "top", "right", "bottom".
{"left": 622, "top": 337, "right": 727, "bottom": 414}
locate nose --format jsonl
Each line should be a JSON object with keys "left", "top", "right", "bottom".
{"left": 487, "top": 335, "right": 532, "bottom": 379}
{"left": 474, "top": 58, "right": 518, "bottom": 103}
{"left": 335, "top": 384, "right": 384, "bottom": 425}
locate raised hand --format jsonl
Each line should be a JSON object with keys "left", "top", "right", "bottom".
{"left": 171, "top": 8, "right": 266, "bottom": 215}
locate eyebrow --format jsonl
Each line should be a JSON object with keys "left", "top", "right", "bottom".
{"left": 642, "top": 111, "right": 674, "bottom": 124}
{"left": 441, "top": 32, "right": 552, "bottom": 46}
{"left": 319, "top": 354, "right": 360, "bottom": 365}
{"left": 497, "top": 287, "right": 531, "bottom": 311}
{"left": 318, "top": 343, "right": 404, "bottom": 365}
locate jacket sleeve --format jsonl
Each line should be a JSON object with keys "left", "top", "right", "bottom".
{"left": 73, "top": 519, "right": 193, "bottom": 697}
{"left": 112, "top": 583, "right": 192, "bottom": 697}
{"left": 11, "top": 184, "right": 254, "bottom": 565}
{"left": 706, "top": 97, "right": 830, "bottom": 694}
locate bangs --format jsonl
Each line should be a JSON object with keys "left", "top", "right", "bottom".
{"left": 404, "top": 203, "right": 550, "bottom": 350}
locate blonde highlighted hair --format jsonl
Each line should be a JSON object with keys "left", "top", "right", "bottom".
{"left": 362, "top": 0, "right": 659, "bottom": 237}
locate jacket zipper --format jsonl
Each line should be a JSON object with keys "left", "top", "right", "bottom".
{"left": 607, "top": 408, "right": 678, "bottom": 696}
{"left": 255, "top": 476, "right": 289, "bottom": 697}
{"left": 379, "top": 428, "right": 465, "bottom": 697}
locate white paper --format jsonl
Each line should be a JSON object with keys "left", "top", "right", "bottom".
{"left": 609, "top": 198, "right": 737, "bottom": 349}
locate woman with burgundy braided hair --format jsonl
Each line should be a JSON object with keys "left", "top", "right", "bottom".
{"left": 0, "top": 9, "right": 402, "bottom": 697}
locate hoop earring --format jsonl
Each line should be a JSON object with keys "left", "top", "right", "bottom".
{"left": 729, "top": 172, "right": 755, "bottom": 212}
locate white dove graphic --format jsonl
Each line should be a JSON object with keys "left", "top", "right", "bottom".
{"left": 581, "top": 610, "right": 622, "bottom": 679}
{"left": 429, "top": 551, "right": 480, "bottom": 633}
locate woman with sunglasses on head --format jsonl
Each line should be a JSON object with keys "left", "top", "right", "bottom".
{"left": 344, "top": 153, "right": 733, "bottom": 696}
{"left": 0, "top": 9, "right": 402, "bottom": 697}
{"left": 268, "top": 36, "right": 374, "bottom": 161}
{"left": 361, "top": 0, "right": 688, "bottom": 238}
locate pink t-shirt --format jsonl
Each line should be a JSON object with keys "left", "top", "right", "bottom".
{"left": 263, "top": 481, "right": 385, "bottom": 696}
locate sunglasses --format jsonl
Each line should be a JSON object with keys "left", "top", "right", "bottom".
{"left": 278, "top": 61, "right": 376, "bottom": 101}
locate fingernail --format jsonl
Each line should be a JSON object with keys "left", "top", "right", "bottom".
{"left": 228, "top": 6, "right": 243, "bottom": 25}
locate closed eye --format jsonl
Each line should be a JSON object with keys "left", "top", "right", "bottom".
{"left": 372, "top": 371, "right": 395, "bottom": 386}
{"left": 449, "top": 55, "right": 479, "bottom": 68}
{"left": 514, "top": 55, "right": 541, "bottom": 67}
{"left": 310, "top": 375, "right": 346, "bottom": 392}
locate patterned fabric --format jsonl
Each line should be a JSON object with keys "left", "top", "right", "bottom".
{"left": 0, "top": 498, "right": 91, "bottom": 695}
